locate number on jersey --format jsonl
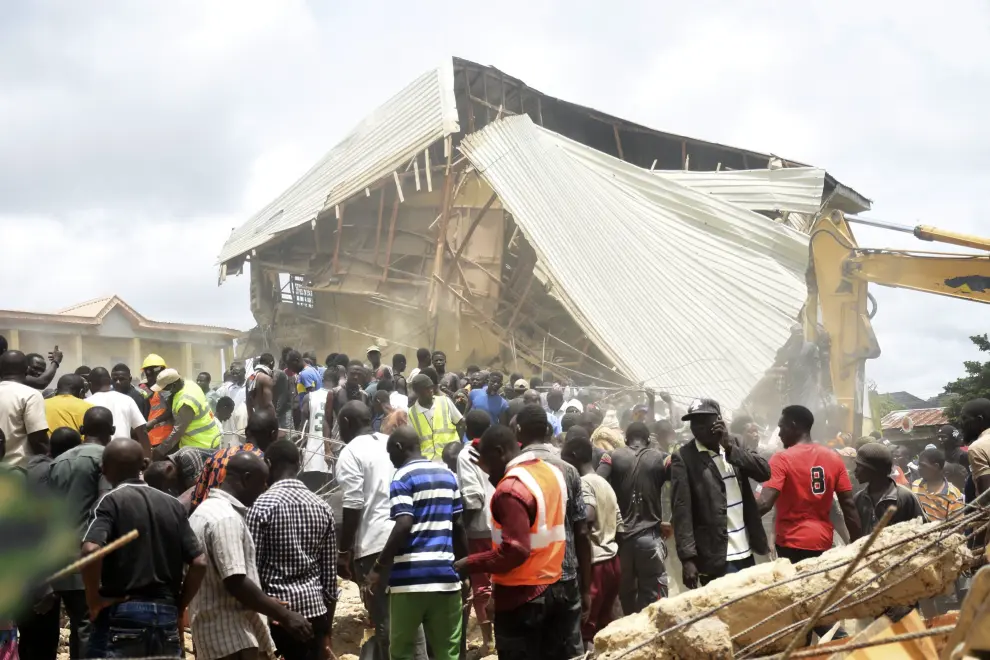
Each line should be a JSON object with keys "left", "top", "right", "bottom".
{"left": 810, "top": 466, "right": 826, "bottom": 495}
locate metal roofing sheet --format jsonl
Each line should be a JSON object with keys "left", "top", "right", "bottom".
{"left": 881, "top": 408, "right": 949, "bottom": 430}
{"left": 218, "top": 62, "right": 460, "bottom": 264}
{"left": 653, "top": 167, "right": 828, "bottom": 215}
{"left": 460, "top": 115, "right": 809, "bottom": 413}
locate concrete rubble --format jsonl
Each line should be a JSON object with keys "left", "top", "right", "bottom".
{"left": 594, "top": 519, "right": 972, "bottom": 659}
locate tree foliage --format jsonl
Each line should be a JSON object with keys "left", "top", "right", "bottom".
{"left": 943, "top": 334, "right": 990, "bottom": 421}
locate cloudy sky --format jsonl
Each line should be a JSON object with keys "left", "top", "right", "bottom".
{"left": 2, "top": 1, "right": 988, "bottom": 398}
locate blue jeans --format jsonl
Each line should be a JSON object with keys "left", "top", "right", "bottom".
{"left": 88, "top": 601, "right": 182, "bottom": 658}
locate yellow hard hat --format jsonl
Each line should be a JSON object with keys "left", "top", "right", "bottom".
{"left": 142, "top": 353, "right": 167, "bottom": 369}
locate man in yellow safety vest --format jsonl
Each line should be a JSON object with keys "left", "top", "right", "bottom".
{"left": 150, "top": 368, "right": 222, "bottom": 459}
{"left": 408, "top": 373, "right": 463, "bottom": 462}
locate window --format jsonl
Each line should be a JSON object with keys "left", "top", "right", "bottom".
{"left": 280, "top": 274, "right": 315, "bottom": 309}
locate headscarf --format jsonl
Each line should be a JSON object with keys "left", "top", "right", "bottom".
{"left": 563, "top": 399, "right": 584, "bottom": 414}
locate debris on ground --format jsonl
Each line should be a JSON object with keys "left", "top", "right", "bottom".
{"left": 594, "top": 519, "right": 971, "bottom": 659}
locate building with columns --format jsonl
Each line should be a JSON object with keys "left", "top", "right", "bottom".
{"left": 0, "top": 296, "right": 240, "bottom": 383}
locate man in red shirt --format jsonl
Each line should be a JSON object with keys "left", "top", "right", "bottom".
{"left": 759, "top": 405, "right": 862, "bottom": 642}
{"left": 759, "top": 405, "right": 862, "bottom": 560}
{"left": 453, "top": 424, "right": 571, "bottom": 660}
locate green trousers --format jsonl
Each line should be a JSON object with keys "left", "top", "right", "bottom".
{"left": 389, "top": 590, "right": 462, "bottom": 660}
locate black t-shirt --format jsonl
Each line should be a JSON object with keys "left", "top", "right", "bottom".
{"left": 597, "top": 445, "right": 669, "bottom": 540}
{"left": 125, "top": 385, "right": 150, "bottom": 420}
{"left": 83, "top": 479, "right": 202, "bottom": 602}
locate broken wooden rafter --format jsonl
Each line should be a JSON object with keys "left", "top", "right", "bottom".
{"left": 380, "top": 196, "right": 400, "bottom": 283}
{"left": 613, "top": 124, "right": 625, "bottom": 160}
{"left": 331, "top": 203, "right": 345, "bottom": 274}
{"left": 428, "top": 154, "right": 456, "bottom": 315}
{"left": 425, "top": 148, "right": 433, "bottom": 192}
{"left": 506, "top": 267, "right": 537, "bottom": 333}
{"left": 469, "top": 93, "right": 516, "bottom": 119}
{"left": 463, "top": 66, "right": 476, "bottom": 132}
{"left": 452, "top": 193, "right": 497, "bottom": 266}
{"left": 373, "top": 188, "right": 385, "bottom": 264}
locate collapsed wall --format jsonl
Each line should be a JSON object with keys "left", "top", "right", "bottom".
{"left": 594, "top": 519, "right": 972, "bottom": 659}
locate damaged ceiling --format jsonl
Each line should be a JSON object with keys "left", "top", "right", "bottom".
{"left": 218, "top": 56, "right": 870, "bottom": 412}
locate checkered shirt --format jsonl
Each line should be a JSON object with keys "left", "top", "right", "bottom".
{"left": 245, "top": 478, "right": 338, "bottom": 618}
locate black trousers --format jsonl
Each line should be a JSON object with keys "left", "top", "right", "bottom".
{"left": 16, "top": 598, "right": 60, "bottom": 660}
{"left": 16, "top": 590, "right": 90, "bottom": 660}
{"left": 270, "top": 612, "right": 331, "bottom": 660}
{"left": 493, "top": 580, "right": 582, "bottom": 660}
{"left": 776, "top": 545, "right": 847, "bottom": 641}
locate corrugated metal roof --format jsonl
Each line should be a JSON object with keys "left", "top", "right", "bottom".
{"left": 653, "top": 167, "right": 828, "bottom": 215}
{"left": 881, "top": 408, "right": 949, "bottom": 430}
{"left": 460, "top": 115, "right": 809, "bottom": 412}
{"left": 218, "top": 62, "right": 460, "bottom": 264}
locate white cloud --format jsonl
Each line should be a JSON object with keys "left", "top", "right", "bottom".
{"left": 2, "top": 0, "right": 987, "bottom": 398}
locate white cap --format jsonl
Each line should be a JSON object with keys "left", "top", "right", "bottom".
{"left": 151, "top": 368, "right": 181, "bottom": 392}
{"left": 366, "top": 345, "right": 382, "bottom": 355}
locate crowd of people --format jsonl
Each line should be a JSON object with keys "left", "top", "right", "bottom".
{"left": 1, "top": 334, "right": 990, "bottom": 660}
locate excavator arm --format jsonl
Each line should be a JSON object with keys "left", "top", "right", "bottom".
{"left": 805, "top": 211, "right": 990, "bottom": 438}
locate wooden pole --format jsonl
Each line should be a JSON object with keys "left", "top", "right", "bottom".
{"left": 45, "top": 529, "right": 140, "bottom": 583}
{"left": 506, "top": 268, "right": 536, "bottom": 333}
{"left": 380, "top": 196, "right": 400, "bottom": 283}
{"left": 463, "top": 66, "right": 475, "bottom": 132}
{"left": 373, "top": 188, "right": 385, "bottom": 265}
{"left": 452, "top": 193, "right": 497, "bottom": 266}
{"left": 429, "top": 152, "right": 456, "bottom": 314}
{"left": 613, "top": 124, "right": 625, "bottom": 160}
{"left": 332, "top": 204, "right": 344, "bottom": 274}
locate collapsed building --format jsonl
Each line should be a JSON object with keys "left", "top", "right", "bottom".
{"left": 217, "top": 57, "right": 870, "bottom": 413}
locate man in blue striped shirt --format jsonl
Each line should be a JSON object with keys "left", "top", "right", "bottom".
{"left": 367, "top": 427, "right": 467, "bottom": 660}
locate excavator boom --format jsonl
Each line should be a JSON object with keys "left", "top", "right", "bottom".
{"left": 804, "top": 211, "right": 990, "bottom": 438}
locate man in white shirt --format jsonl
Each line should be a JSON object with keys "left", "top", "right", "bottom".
{"left": 80, "top": 367, "right": 149, "bottom": 453}
{"left": 0, "top": 350, "right": 49, "bottom": 467}
{"left": 335, "top": 400, "right": 425, "bottom": 660}
{"left": 299, "top": 370, "right": 334, "bottom": 492}
{"left": 215, "top": 396, "right": 248, "bottom": 448}
{"left": 217, "top": 362, "right": 247, "bottom": 407}
{"left": 190, "top": 451, "right": 312, "bottom": 659}
{"left": 456, "top": 409, "right": 496, "bottom": 653}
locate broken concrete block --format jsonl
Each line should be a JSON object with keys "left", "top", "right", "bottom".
{"left": 595, "top": 519, "right": 971, "bottom": 658}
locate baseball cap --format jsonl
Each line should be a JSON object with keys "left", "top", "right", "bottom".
{"left": 513, "top": 378, "right": 529, "bottom": 391}
{"left": 366, "top": 345, "right": 382, "bottom": 355}
{"left": 682, "top": 398, "right": 722, "bottom": 421}
{"left": 151, "top": 368, "right": 181, "bottom": 392}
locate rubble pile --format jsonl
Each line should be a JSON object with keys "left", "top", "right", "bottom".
{"left": 594, "top": 519, "right": 972, "bottom": 659}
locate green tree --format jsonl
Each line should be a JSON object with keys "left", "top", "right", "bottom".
{"left": 943, "top": 334, "right": 990, "bottom": 421}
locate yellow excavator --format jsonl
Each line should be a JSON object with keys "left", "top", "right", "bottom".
{"left": 804, "top": 210, "right": 990, "bottom": 438}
